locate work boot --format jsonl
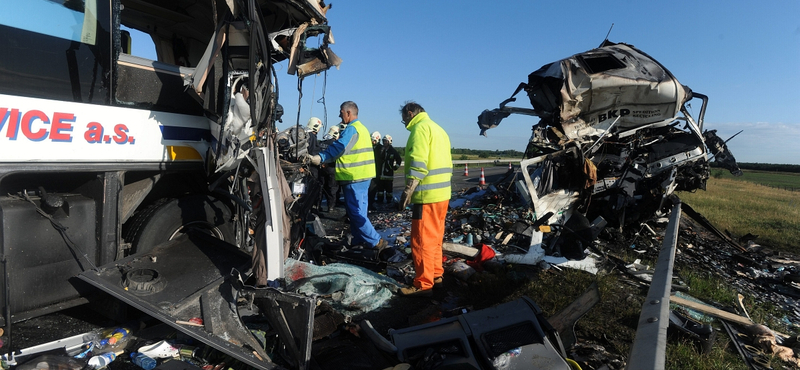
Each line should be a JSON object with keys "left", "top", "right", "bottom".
{"left": 373, "top": 239, "right": 388, "bottom": 256}
{"left": 399, "top": 286, "right": 432, "bottom": 297}
{"left": 433, "top": 276, "right": 443, "bottom": 287}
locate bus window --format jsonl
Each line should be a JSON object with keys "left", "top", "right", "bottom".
{"left": 121, "top": 26, "right": 157, "bottom": 60}
{"left": 0, "top": 0, "right": 111, "bottom": 104}
{"left": 0, "top": 0, "right": 98, "bottom": 45}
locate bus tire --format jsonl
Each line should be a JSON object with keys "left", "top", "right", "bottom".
{"left": 124, "top": 194, "right": 235, "bottom": 254}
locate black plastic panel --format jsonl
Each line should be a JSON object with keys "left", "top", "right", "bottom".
{"left": 0, "top": 194, "right": 98, "bottom": 324}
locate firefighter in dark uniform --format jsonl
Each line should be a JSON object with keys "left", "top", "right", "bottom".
{"left": 376, "top": 134, "right": 402, "bottom": 203}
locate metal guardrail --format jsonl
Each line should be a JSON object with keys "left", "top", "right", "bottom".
{"left": 626, "top": 201, "right": 682, "bottom": 370}
{"left": 452, "top": 159, "right": 521, "bottom": 165}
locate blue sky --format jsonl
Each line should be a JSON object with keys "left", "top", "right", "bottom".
{"left": 132, "top": 0, "right": 800, "bottom": 164}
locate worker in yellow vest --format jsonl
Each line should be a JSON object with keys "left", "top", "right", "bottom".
{"left": 308, "top": 101, "right": 387, "bottom": 252}
{"left": 397, "top": 101, "right": 452, "bottom": 297}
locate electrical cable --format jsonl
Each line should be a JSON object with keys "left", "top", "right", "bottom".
{"left": 318, "top": 70, "right": 328, "bottom": 133}
{"left": 295, "top": 77, "right": 304, "bottom": 159}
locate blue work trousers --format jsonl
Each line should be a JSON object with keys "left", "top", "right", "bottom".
{"left": 343, "top": 180, "right": 381, "bottom": 247}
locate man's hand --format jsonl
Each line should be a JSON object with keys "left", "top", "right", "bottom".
{"left": 301, "top": 154, "right": 322, "bottom": 166}
{"left": 398, "top": 178, "right": 420, "bottom": 211}
{"left": 302, "top": 154, "right": 322, "bottom": 166}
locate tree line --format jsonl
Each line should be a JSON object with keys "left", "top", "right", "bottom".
{"left": 710, "top": 162, "right": 800, "bottom": 173}
{"left": 394, "top": 147, "right": 524, "bottom": 159}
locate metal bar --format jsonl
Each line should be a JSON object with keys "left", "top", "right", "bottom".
{"left": 2, "top": 254, "right": 12, "bottom": 362}
{"left": 626, "top": 201, "right": 681, "bottom": 370}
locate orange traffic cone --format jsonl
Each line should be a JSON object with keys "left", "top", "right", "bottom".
{"left": 463, "top": 163, "right": 469, "bottom": 176}
{"left": 479, "top": 167, "right": 486, "bottom": 185}
{"left": 508, "top": 162, "right": 513, "bottom": 171}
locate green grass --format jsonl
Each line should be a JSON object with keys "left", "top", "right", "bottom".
{"left": 677, "top": 176, "right": 800, "bottom": 254}
{"left": 712, "top": 169, "right": 800, "bottom": 190}
{"left": 675, "top": 268, "right": 737, "bottom": 306}
{"left": 666, "top": 336, "right": 747, "bottom": 370}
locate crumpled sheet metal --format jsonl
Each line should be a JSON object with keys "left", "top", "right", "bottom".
{"left": 283, "top": 259, "right": 399, "bottom": 316}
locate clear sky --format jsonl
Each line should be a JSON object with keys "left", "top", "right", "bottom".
{"left": 131, "top": 0, "right": 800, "bottom": 164}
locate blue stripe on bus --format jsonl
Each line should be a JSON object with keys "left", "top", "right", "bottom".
{"left": 160, "top": 125, "right": 211, "bottom": 141}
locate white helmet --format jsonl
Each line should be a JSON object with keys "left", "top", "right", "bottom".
{"left": 326, "top": 125, "right": 340, "bottom": 140}
{"left": 382, "top": 134, "right": 392, "bottom": 145}
{"left": 306, "top": 117, "right": 322, "bottom": 133}
{"left": 371, "top": 131, "right": 381, "bottom": 143}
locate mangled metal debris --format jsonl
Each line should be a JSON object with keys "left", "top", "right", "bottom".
{"left": 477, "top": 40, "right": 742, "bottom": 266}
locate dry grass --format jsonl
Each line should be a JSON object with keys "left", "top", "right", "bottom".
{"left": 678, "top": 177, "right": 800, "bottom": 253}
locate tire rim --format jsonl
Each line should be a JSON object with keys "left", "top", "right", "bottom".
{"left": 168, "top": 221, "right": 226, "bottom": 241}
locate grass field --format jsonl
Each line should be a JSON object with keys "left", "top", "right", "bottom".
{"left": 678, "top": 172, "right": 800, "bottom": 254}
{"left": 712, "top": 168, "right": 800, "bottom": 191}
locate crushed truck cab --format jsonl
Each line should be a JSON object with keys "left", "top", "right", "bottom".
{"left": 478, "top": 41, "right": 741, "bottom": 265}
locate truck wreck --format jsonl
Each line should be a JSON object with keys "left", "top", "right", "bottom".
{"left": 477, "top": 40, "right": 742, "bottom": 265}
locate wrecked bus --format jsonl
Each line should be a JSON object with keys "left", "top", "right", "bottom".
{"left": 478, "top": 40, "right": 742, "bottom": 265}
{"left": 0, "top": 0, "right": 338, "bottom": 366}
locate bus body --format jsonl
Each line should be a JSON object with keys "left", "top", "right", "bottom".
{"left": 0, "top": 0, "right": 335, "bottom": 326}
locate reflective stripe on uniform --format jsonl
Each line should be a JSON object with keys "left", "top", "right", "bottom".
{"left": 415, "top": 181, "right": 450, "bottom": 192}
{"left": 336, "top": 121, "right": 376, "bottom": 182}
{"left": 404, "top": 112, "right": 452, "bottom": 204}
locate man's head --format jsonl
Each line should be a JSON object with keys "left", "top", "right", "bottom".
{"left": 371, "top": 131, "right": 381, "bottom": 145}
{"left": 339, "top": 101, "right": 359, "bottom": 125}
{"left": 382, "top": 134, "right": 392, "bottom": 146}
{"left": 306, "top": 117, "right": 322, "bottom": 134}
{"left": 399, "top": 101, "right": 425, "bottom": 127}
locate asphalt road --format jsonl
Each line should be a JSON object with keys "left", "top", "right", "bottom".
{"left": 391, "top": 164, "right": 518, "bottom": 197}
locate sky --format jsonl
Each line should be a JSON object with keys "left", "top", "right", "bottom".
{"left": 132, "top": 0, "right": 800, "bottom": 164}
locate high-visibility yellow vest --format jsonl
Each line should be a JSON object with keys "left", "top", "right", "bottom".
{"left": 336, "top": 120, "right": 376, "bottom": 182}
{"left": 404, "top": 112, "right": 452, "bottom": 203}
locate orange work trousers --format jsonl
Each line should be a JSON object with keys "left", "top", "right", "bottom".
{"left": 410, "top": 200, "right": 448, "bottom": 290}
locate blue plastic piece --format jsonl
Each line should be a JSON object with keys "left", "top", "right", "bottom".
{"left": 131, "top": 353, "right": 157, "bottom": 370}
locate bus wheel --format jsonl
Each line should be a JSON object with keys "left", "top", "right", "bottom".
{"left": 124, "top": 195, "right": 235, "bottom": 254}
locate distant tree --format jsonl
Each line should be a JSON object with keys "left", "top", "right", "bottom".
{"left": 478, "top": 152, "right": 489, "bottom": 158}
{"left": 711, "top": 162, "right": 800, "bottom": 173}
{"left": 459, "top": 154, "right": 469, "bottom": 160}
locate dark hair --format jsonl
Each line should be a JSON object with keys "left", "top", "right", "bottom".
{"left": 400, "top": 101, "right": 425, "bottom": 116}
{"left": 341, "top": 101, "right": 359, "bottom": 115}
